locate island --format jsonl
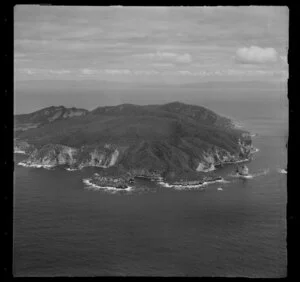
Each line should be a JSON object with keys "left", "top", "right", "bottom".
{"left": 14, "top": 102, "right": 257, "bottom": 188}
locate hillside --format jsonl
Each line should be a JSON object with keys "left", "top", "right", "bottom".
{"left": 14, "top": 102, "right": 255, "bottom": 177}
{"left": 14, "top": 106, "right": 88, "bottom": 131}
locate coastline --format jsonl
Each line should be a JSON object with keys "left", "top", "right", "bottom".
{"left": 14, "top": 150, "right": 26, "bottom": 154}
{"left": 83, "top": 178, "right": 133, "bottom": 192}
{"left": 157, "top": 177, "right": 230, "bottom": 190}
{"left": 15, "top": 144, "right": 259, "bottom": 176}
{"left": 18, "top": 161, "right": 55, "bottom": 169}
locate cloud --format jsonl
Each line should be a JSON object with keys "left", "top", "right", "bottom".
{"left": 14, "top": 53, "right": 26, "bottom": 58}
{"left": 152, "top": 63, "right": 175, "bottom": 68}
{"left": 136, "top": 51, "right": 192, "bottom": 63}
{"left": 19, "top": 68, "right": 35, "bottom": 75}
{"left": 235, "top": 46, "right": 279, "bottom": 64}
{"left": 176, "top": 53, "right": 192, "bottom": 63}
{"left": 132, "top": 70, "right": 159, "bottom": 75}
{"left": 280, "top": 55, "right": 288, "bottom": 64}
{"left": 178, "top": 70, "right": 195, "bottom": 76}
{"left": 104, "top": 69, "right": 132, "bottom": 75}
{"left": 175, "top": 68, "right": 288, "bottom": 78}
{"left": 49, "top": 69, "right": 71, "bottom": 74}
{"left": 81, "top": 68, "right": 97, "bottom": 75}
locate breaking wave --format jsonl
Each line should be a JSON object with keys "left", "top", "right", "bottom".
{"left": 18, "top": 162, "right": 54, "bottom": 170}
{"left": 229, "top": 168, "right": 269, "bottom": 179}
{"left": 14, "top": 150, "right": 26, "bottom": 154}
{"left": 157, "top": 178, "right": 230, "bottom": 190}
{"left": 82, "top": 178, "right": 133, "bottom": 193}
{"left": 66, "top": 167, "right": 78, "bottom": 171}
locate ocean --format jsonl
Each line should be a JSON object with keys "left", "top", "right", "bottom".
{"left": 13, "top": 94, "right": 288, "bottom": 277}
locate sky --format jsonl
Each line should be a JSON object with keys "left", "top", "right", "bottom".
{"left": 14, "top": 6, "right": 289, "bottom": 113}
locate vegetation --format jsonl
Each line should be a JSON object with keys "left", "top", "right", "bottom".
{"left": 14, "top": 102, "right": 251, "bottom": 176}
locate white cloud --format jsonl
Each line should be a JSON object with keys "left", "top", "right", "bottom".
{"left": 235, "top": 46, "right": 279, "bottom": 64}
{"left": 174, "top": 68, "right": 288, "bottom": 78}
{"left": 16, "top": 68, "right": 73, "bottom": 76}
{"left": 104, "top": 69, "right": 132, "bottom": 75}
{"left": 152, "top": 63, "right": 175, "bottom": 68}
{"left": 136, "top": 51, "right": 192, "bottom": 63}
{"left": 176, "top": 53, "right": 192, "bottom": 63}
{"left": 81, "top": 68, "right": 97, "bottom": 75}
{"left": 14, "top": 53, "right": 26, "bottom": 58}
{"left": 49, "top": 69, "right": 71, "bottom": 74}
{"left": 280, "top": 55, "right": 288, "bottom": 64}
{"left": 133, "top": 70, "right": 159, "bottom": 75}
{"left": 178, "top": 70, "right": 195, "bottom": 76}
{"left": 22, "top": 68, "right": 35, "bottom": 75}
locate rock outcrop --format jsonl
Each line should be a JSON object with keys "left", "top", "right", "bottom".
{"left": 195, "top": 137, "right": 255, "bottom": 172}
{"left": 236, "top": 165, "right": 249, "bottom": 175}
{"left": 17, "top": 143, "right": 122, "bottom": 169}
{"left": 14, "top": 140, "right": 35, "bottom": 154}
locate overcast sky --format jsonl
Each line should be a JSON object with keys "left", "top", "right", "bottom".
{"left": 14, "top": 6, "right": 288, "bottom": 84}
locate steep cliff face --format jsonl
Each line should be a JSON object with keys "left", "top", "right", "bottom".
{"left": 16, "top": 135, "right": 254, "bottom": 173}
{"left": 195, "top": 138, "right": 255, "bottom": 172}
{"left": 19, "top": 144, "right": 78, "bottom": 167}
{"left": 18, "top": 143, "right": 122, "bottom": 169}
{"left": 77, "top": 146, "right": 120, "bottom": 169}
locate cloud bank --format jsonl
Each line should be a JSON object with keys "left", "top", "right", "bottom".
{"left": 14, "top": 7, "right": 288, "bottom": 83}
{"left": 235, "top": 46, "right": 279, "bottom": 64}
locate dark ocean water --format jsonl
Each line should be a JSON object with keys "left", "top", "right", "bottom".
{"left": 13, "top": 96, "right": 288, "bottom": 277}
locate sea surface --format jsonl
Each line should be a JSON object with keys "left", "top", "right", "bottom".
{"left": 13, "top": 94, "right": 288, "bottom": 277}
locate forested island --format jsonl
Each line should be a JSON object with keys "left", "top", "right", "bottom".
{"left": 14, "top": 102, "right": 256, "bottom": 189}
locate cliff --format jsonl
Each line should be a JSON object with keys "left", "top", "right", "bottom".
{"left": 14, "top": 102, "right": 256, "bottom": 177}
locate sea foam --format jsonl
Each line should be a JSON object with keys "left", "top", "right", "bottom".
{"left": 66, "top": 167, "right": 78, "bottom": 171}
{"left": 229, "top": 168, "right": 269, "bottom": 179}
{"left": 14, "top": 150, "right": 26, "bottom": 154}
{"left": 82, "top": 178, "right": 133, "bottom": 192}
{"left": 157, "top": 178, "right": 230, "bottom": 190}
{"left": 18, "top": 162, "right": 54, "bottom": 170}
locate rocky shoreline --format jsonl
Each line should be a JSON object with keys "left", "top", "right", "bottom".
{"left": 84, "top": 174, "right": 134, "bottom": 190}
{"left": 14, "top": 138, "right": 258, "bottom": 188}
{"left": 82, "top": 172, "right": 229, "bottom": 191}
{"left": 14, "top": 138, "right": 257, "bottom": 171}
{"left": 157, "top": 176, "right": 228, "bottom": 189}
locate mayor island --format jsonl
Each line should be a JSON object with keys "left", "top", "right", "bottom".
{"left": 14, "top": 102, "right": 258, "bottom": 191}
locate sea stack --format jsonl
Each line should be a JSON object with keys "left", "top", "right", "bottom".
{"left": 237, "top": 165, "right": 249, "bottom": 176}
